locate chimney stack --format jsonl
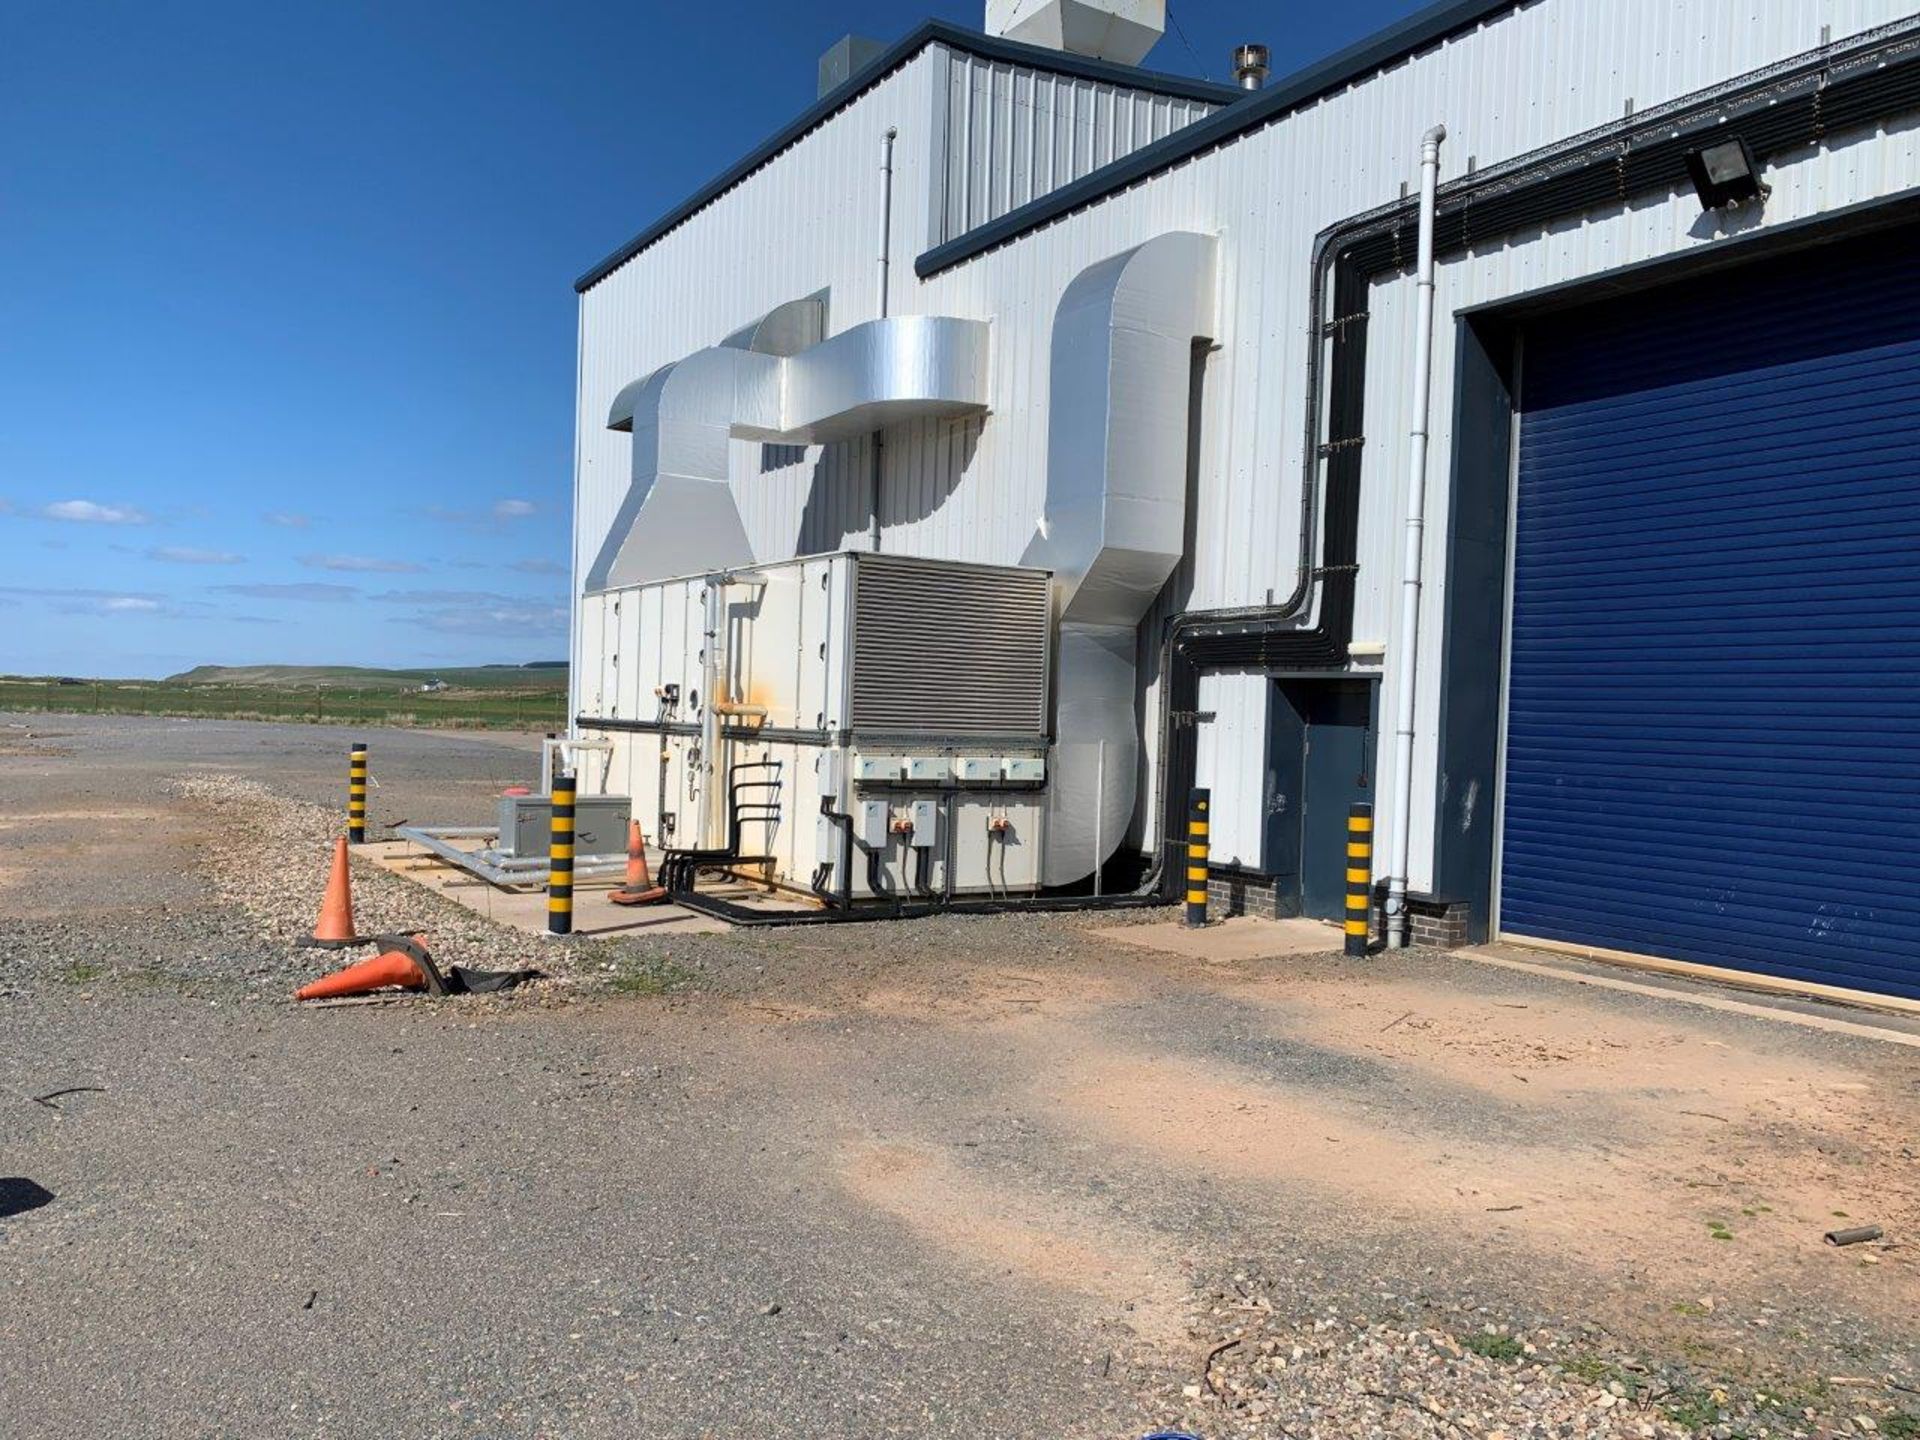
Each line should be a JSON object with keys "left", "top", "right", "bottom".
{"left": 1232, "top": 42, "right": 1270, "bottom": 90}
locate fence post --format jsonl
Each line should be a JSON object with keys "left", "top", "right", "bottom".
{"left": 1345, "top": 801, "right": 1374, "bottom": 957}
{"left": 547, "top": 772, "right": 575, "bottom": 937}
{"left": 1183, "top": 788, "right": 1210, "bottom": 928}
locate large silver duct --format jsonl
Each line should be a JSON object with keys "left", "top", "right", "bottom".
{"left": 589, "top": 347, "right": 783, "bottom": 592}
{"left": 589, "top": 313, "right": 990, "bottom": 593}
{"left": 1020, "top": 231, "right": 1218, "bottom": 886}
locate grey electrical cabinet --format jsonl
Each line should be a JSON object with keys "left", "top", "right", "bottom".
{"left": 497, "top": 794, "right": 632, "bottom": 859}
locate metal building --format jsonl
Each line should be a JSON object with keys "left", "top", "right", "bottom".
{"left": 568, "top": 0, "right": 1920, "bottom": 1004}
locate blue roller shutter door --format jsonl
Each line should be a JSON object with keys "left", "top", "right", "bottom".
{"left": 1501, "top": 227, "right": 1920, "bottom": 1001}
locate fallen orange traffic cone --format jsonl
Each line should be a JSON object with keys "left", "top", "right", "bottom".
{"left": 298, "top": 837, "right": 364, "bottom": 948}
{"left": 296, "top": 935, "right": 438, "bottom": 1001}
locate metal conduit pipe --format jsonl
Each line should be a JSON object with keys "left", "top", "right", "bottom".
{"left": 872, "top": 125, "right": 898, "bottom": 553}
{"left": 1384, "top": 123, "right": 1446, "bottom": 948}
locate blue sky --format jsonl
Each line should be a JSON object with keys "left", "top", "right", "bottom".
{"left": 1, "top": 0, "right": 1430, "bottom": 678}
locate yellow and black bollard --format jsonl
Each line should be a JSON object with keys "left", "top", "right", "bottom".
{"left": 347, "top": 743, "right": 368, "bottom": 844}
{"left": 547, "top": 772, "right": 575, "bottom": 937}
{"left": 1183, "top": 788, "right": 1210, "bottom": 928}
{"left": 1345, "top": 801, "right": 1373, "bottom": 957}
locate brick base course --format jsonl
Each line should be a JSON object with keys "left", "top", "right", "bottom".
{"left": 1200, "top": 871, "right": 1472, "bottom": 949}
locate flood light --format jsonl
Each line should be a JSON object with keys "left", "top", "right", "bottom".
{"left": 1685, "top": 135, "right": 1767, "bottom": 210}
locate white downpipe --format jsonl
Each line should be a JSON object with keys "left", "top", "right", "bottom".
{"left": 699, "top": 575, "right": 726, "bottom": 849}
{"left": 1386, "top": 123, "right": 1446, "bottom": 949}
{"left": 870, "top": 126, "right": 898, "bottom": 554}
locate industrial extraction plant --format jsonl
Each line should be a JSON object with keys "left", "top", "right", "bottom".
{"left": 561, "top": 0, "right": 1920, "bottom": 1004}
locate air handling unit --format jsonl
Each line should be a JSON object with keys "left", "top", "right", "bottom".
{"left": 575, "top": 551, "right": 1061, "bottom": 915}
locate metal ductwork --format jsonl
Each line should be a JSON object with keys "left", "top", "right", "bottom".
{"left": 1020, "top": 231, "right": 1217, "bottom": 885}
{"left": 588, "top": 312, "right": 991, "bottom": 593}
{"left": 590, "top": 346, "right": 782, "bottom": 592}
{"left": 745, "top": 316, "right": 990, "bottom": 445}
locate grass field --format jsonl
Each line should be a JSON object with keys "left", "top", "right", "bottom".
{"left": 0, "top": 665, "right": 567, "bottom": 731}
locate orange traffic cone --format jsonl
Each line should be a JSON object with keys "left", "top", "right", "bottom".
{"left": 296, "top": 935, "right": 438, "bottom": 1001}
{"left": 623, "top": 822, "right": 652, "bottom": 889}
{"left": 297, "top": 837, "right": 364, "bottom": 948}
{"left": 610, "top": 821, "right": 667, "bottom": 907}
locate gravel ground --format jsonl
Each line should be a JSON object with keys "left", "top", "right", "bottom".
{"left": 165, "top": 772, "right": 637, "bottom": 995}
{"left": 1148, "top": 1275, "right": 1920, "bottom": 1440}
{"left": 4, "top": 715, "right": 1917, "bottom": 1439}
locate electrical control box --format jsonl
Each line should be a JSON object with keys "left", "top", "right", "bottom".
{"left": 1001, "top": 757, "right": 1046, "bottom": 783}
{"left": 954, "top": 756, "right": 998, "bottom": 782}
{"left": 498, "top": 794, "right": 631, "bottom": 859}
{"left": 904, "top": 755, "right": 949, "bottom": 782}
{"left": 908, "top": 799, "right": 940, "bottom": 848}
{"left": 856, "top": 799, "right": 890, "bottom": 848}
{"left": 853, "top": 753, "right": 904, "bottom": 783}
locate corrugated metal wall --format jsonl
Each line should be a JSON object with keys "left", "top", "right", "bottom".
{"left": 935, "top": 48, "right": 1219, "bottom": 242}
{"left": 575, "top": 1, "right": 1920, "bottom": 879}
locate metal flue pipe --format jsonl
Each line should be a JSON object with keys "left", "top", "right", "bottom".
{"left": 871, "top": 125, "right": 898, "bottom": 553}
{"left": 1232, "top": 43, "right": 1269, "bottom": 90}
{"left": 1385, "top": 122, "right": 1445, "bottom": 950}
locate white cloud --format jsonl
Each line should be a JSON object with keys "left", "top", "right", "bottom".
{"left": 509, "top": 558, "right": 568, "bottom": 576}
{"left": 299, "top": 553, "right": 424, "bottom": 574}
{"left": 413, "top": 603, "right": 568, "bottom": 637}
{"left": 264, "top": 511, "right": 312, "bottom": 529}
{"left": 41, "top": 499, "right": 151, "bottom": 525}
{"left": 100, "top": 596, "right": 164, "bottom": 612}
{"left": 369, "top": 587, "right": 549, "bottom": 606}
{"left": 493, "top": 499, "right": 536, "bottom": 519}
{"left": 149, "top": 545, "right": 243, "bottom": 565}
{"left": 214, "top": 582, "right": 358, "bottom": 602}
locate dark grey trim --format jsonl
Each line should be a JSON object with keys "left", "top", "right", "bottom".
{"left": 574, "top": 21, "right": 1245, "bottom": 293}
{"left": 1432, "top": 314, "right": 1516, "bottom": 945}
{"left": 915, "top": 0, "right": 1526, "bottom": 277}
{"left": 1457, "top": 184, "right": 1920, "bottom": 320}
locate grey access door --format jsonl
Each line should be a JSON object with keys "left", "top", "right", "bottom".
{"left": 1267, "top": 680, "right": 1375, "bottom": 920}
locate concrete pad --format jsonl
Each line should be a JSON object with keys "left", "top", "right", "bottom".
{"left": 1090, "top": 914, "right": 1343, "bottom": 962}
{"left": 356, "top": 837, "right": 730, "bottom": 937}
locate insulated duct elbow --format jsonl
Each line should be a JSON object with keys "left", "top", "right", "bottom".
{"left": 1021, "top": 232, "right": 1218, "bottom": 886}
{"left": 587, "top": 347, "right": 783, "bottom": 592}
{"left": 589, "top": 311, "right": 990, "bottom": 593}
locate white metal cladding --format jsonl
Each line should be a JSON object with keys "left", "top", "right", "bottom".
{"left": 849, "top": 554, "right": 1052, "bottom": 735}
{"left": 575, "top": 0, "right": 1920, "bottom": 891}
{"left": 935, "top": 45, "right": 1219, "bottom": 242}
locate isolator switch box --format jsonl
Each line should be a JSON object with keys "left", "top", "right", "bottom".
{"left": 1001, "top": 757, "right": 1045, "bottom": 783}
{"left": 954, "top": 756, "right": 998, "bottom": 783}
{"left": 904, "top": 756, "right": 949, "bottom": 782}
{"left": 908, "top": 800, "right": 940, "bottom": 848}
{"left": 856, "top": 799, "right": 890, "bottom": 849}
{"left": 816, "top": 750, "right": 844, "bottom": 798}
{"left": 853, "top": 753, "right": 904, "bottom": 783}
{"left": 815, "top": 814, "right": 843, "bottom": 865}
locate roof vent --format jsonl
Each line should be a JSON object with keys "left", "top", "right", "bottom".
{"left": 818, "top": 34, "right": 886, "bottom": 98}
{"left": 1232, "top": 42, "right": 1270, "bottom": 90}
{"left": 984, "top": 0, "right": 1166, "bottom": 65}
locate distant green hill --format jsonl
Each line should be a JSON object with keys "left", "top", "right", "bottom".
{"left": 165, "top": 664, "right": 567, "bottom": 691}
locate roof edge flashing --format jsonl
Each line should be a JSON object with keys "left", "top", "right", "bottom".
{"left": 574, "top": 20, "right": 1245, "bottom": 296}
